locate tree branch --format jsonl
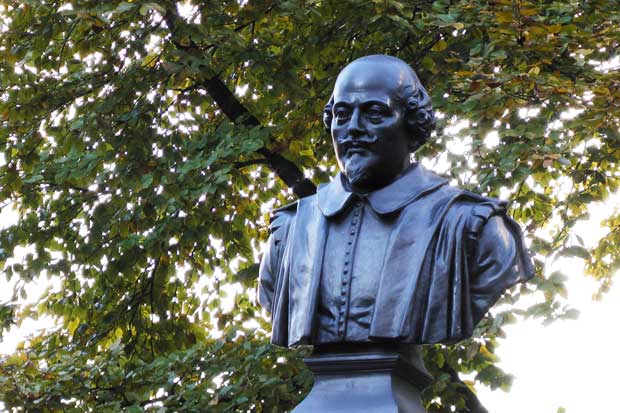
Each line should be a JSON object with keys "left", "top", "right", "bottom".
{"left": 163, "top": 8, "right": 316, "bottom": 198}
{"left": 234, "top": 158, "right": 270, "bottom": 169}
{"left": 442, "top": 364, "right": 489, "bottom": 413}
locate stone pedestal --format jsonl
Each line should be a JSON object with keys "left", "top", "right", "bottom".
{"left": 292, "top": 346, "right": 433, "bottom": 413}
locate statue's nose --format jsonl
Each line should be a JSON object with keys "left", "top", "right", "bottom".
{"left": 347, "top": 108, "right": 364, "bottom": 137}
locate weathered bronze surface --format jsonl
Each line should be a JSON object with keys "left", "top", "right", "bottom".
{"left": 294, "top": 345, "right": 431, "bottom": 413}
{"left": 258, "top": 55, "right": 533, "bottom": 410}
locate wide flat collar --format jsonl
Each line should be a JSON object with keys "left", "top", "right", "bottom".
{"left": 317, "top": 163, "right": 448, "bottom": 217}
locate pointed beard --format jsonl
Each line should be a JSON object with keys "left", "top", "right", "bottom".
{"left": 344, "top": 156, "right": 376, "bottom": 189}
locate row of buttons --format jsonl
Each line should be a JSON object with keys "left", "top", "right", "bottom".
{"left": 337, "top": 200, "right": 362, "bottom": 336}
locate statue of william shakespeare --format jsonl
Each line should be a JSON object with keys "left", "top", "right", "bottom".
{"left": 258, "top": 55, "right": 534, "bottom": 412}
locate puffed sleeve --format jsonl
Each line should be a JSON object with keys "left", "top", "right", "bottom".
{"left": 467, "top": 206, "right": 534, "bottom": 325}
{"left": 258, "top": 209, "right": 294, "bottom": 313}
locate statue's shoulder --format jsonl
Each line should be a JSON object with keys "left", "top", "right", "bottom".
{"left": 409, "top": 166, "right": 508, "bottom": 218}
{"left": 269, "top": 200, "right": 298, "bottom": 235}
{"left": 453, "top": 186, "right": 507, "bottom": 208}
{"left": 273, "top": 200, "right": 299, "bottom": 214}
{"left": 456, "top": 188, "right": 511, "bottom": 240}
{"left": 431, "top": 184, "right": 510, "bottom": 239}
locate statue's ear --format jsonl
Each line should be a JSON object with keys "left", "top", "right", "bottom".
{"left": 404, "top": 96, "right": 422, "bottom": 152}
{"left": 323, "top": 95, "right": 334, "bottom": 134}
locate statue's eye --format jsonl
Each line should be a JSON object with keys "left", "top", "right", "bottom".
{"left": 334, "top": 108, "right": 350, "bottom": 120}
{"left": 366, "top": 107, "right": 386, "bottom": 122}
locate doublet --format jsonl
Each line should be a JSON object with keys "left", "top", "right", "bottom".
{"left": 317, "top": 195, "right": 391, "bottom": 343}
{"left": 258, "top": 164, "right": 534, "bottom": 347}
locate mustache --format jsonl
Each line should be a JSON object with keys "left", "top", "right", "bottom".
{"left": 337, "top": 135, "right": 379, "bottom": 151}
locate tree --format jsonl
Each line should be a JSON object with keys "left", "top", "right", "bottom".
{"left": 0, "top": 0, "right": 618, "bottom": 411}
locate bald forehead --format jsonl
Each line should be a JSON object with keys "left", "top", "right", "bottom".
{"left": 333, "top": 59, "right": 416, "bottom": 97}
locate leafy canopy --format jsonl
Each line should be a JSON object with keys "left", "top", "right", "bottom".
{"left": 0, "top": 0, "right": 619, "bottom": 411}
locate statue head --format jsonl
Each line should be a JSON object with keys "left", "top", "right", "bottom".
{"left": 323, "top": 55, "right": 435, "bottom": 192}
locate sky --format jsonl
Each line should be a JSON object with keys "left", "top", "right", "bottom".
{"left": 479, "top": 270, "right": 620, "bottom": 412}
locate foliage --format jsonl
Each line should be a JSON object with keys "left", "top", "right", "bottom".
{"left": 1, "top": 328, "right": 311, "bottom": 412}
{"left": 0, "top": 0, "right": 618, "bottom": 411}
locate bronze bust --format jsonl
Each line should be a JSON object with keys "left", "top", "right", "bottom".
{"left": 258, "top": 55, "right": 533, "bottom": 349}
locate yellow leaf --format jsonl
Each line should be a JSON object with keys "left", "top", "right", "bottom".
{"left": 495, "top": 11, "right": 514, "bottom": 23}
{"left": 593, "top": 86, "right": 610, "bottom": 95}
{"left": 529, "top": 26, "right": 547, "bottom": 36}
{"left": 431, "top": 39, "right": 448, "bottom": 52}
{"left": 520, "top": 7, "right": 539, "bottom": 16}
{"left": 528, "top": 66, "right": 540, "bottom": 75}
{"left": 452, "top": 22, "right": 465, "bottom": 30}
{"left": 480, "top": 345, "right": 493, "bottom": 357}
{"left": 575, "top": 48, "right": 593, "bottom": 56}
{"left": 289, "top": 141, "right": 303, "bottom": 152}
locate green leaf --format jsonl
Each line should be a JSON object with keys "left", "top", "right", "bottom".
{"left": 115, "top": 2, "right": 136, "bottom": 14}
{"left": 560, "top": 246, "right": 591, "bottom": 260}
{"left": 70, "top": 118, "right": 85, "bottom": 131}
{"left": 141, "top": 173, "right": 154, "bottom": 189}
{"left": 140, "top": 2, "right": 165, "bottom": 16}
